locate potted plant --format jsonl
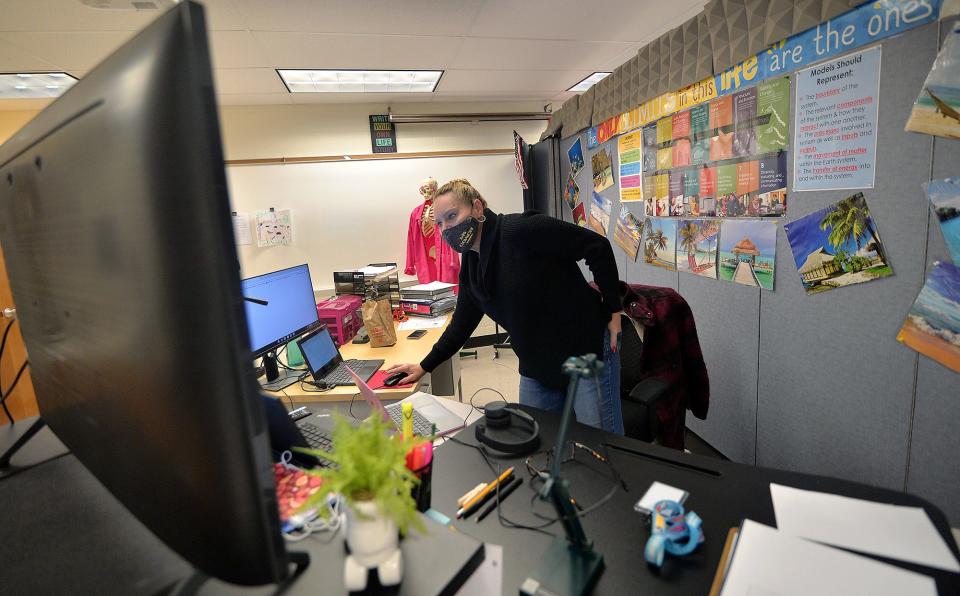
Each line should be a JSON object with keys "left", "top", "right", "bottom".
{"left": 296, "top": 414, "right": 424, "bottom": 591}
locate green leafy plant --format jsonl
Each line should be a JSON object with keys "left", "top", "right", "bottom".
{"left": 295, "top": 415, "right": 425, "bottom": 535}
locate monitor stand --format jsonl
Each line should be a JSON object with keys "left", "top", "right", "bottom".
{"left": 259, "top": 352, "right": 304, "bottom": 392}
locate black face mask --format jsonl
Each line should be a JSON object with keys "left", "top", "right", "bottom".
{"left": 442, "top": 216, "right": 482, "bottom": 253}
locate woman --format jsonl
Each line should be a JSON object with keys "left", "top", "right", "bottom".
{"left": 385, "top": 179, "right": 624, "bottom": 434}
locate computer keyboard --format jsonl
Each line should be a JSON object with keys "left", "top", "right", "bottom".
{"left": 387, "top": 406, "right": 434, "bottom": 437}
{"left": 295, "top": 422, "right": 335, "bottom": 468}
{"left": 323, "top": 359, "right": 369, "bottom": 385}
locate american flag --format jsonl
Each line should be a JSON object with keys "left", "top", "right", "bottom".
{"left": 514, "top": 130, "right": 528, "bottom": 189}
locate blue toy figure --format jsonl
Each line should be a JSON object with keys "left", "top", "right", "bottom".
{"left": 644, "top": 500, "right": 704, "bottom": 568}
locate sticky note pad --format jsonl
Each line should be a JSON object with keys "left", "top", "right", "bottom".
{"left": 634, "top": 481, "right": 688, "bottom": 514}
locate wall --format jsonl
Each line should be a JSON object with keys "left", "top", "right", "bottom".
{"left": 558, "top": 20, "right": 960, "bottom": 524}
{"left": 0, "top": 111, "right": 39, "bottom": 145}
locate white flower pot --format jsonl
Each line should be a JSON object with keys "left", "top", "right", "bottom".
{"left": 343, "top": 499, "right": 403, "bottom": 590}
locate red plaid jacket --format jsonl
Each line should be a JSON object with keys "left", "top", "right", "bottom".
{"left": 618, "top": 282, "right": 709, "bottom": 449}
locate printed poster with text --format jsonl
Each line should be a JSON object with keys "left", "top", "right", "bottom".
{"left": 642, "top": 76, "right": 790, "bottom": 218}
{"left": 794, "top": 46, "right": 881, "bottom": 191}
{"left": 618, "top": 130, "right": 643, "bottom": 202}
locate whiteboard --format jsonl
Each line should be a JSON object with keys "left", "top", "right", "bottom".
{"left": 226, "top": 154, "right": 524, "bottom": 289}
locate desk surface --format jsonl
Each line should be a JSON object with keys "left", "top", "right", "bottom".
{"left": 264, "top": 318, "right": 449, "bottom": 403}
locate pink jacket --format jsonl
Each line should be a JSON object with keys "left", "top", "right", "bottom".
{"left": 404, "top": 202, "right": 460, "bottom": 284}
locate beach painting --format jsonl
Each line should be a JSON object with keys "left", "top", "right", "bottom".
{"left": 589, "top": 191, "right": 612, "bottom": 237}
{"left": 613, "top": 205, "right": 643, "bottom": 261}
{"left": 676, "top": 219, "right": 719, "bottom": 279}
{"left": 925, "top": 177, "right": 960, "bottom": 265}
{"left": 568, "top": 137, "right": 585, "bottom": 176}
{"left": 572, "top": 202, "right": 587, "bottom": 227}
{"left": 784, "top": 193, "right": 893, "bottom": 295}
{"left": 591, "top": 146, "right": 615, "bottom": 193}
{"left": 563, "top": 172, "right": 580, "bottom": 211}
{"left": 718, "top": 220, "right": 777, "bottom": 290}
{"left": 906, "top": 23, "right": 960, "bottom": 139}
{"left": 897, "top": 261, "right": 960, "bottom": 374}
{"left": 643, "top": 217, "right": 678, "bottom": 271}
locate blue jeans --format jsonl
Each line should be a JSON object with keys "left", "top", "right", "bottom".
{"left": 518, "top": 329, "right": 624, "bottom": 435}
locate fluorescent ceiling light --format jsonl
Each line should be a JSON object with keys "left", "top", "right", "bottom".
{"left": 277, "top": 69, "right": 443, "bottom": 93}
{"left": 0, "top": 72, "right": 78, "bottom": 99}
{"left": 567, "top": 72, "right": 611, "bottom": 93}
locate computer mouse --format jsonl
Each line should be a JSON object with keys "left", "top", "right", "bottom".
{"left": 383, "top": 372, "right": 407, "bottom": 387}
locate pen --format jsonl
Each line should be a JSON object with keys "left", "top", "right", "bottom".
{"left": 457, "top": 467, "right": 515, "bottom": 519}
{"left": 475, "top": 476, "right": 523, "bottom": 523}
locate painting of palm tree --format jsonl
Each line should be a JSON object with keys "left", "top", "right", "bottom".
{"left": 785, "top": 193, "right": 893, "bottom": 295}
{"left": 676, "top": 219, "right": 718, "bottom": 278}
{"left": 642, "top": 218, "right": 677, "bottom": 270}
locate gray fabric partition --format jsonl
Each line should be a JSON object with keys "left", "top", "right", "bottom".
{"left": 551, "top": 19, "right": 960, "bottom": 523}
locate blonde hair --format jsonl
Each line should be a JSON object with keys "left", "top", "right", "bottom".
{"left": 435, "top": 178, "right": 488, "bottom": 209}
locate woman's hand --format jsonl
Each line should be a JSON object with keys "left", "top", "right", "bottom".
{"left": 384, "top": 362, "right": 426, "bottom": 384}
{"left": 607, "top": 313, "right": 622, "bottom": 353}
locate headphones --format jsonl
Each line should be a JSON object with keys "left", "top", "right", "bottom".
{"left": 475, "top": 403, "right": 540, "bottom": 455}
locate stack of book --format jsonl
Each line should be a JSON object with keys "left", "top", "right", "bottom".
{"left": 401, "top": 281, "right": 456, "bottom": 318}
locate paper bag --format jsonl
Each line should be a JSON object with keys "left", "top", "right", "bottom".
{"left": 361, "top": 298, "right": 397, "bottom": 347}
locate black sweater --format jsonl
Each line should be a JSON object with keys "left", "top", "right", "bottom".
{"left": 420, "top": 209, "right": 621, "bottom": 389}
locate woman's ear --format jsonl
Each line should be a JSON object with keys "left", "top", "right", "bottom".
{"left": 473, "top": 199, "right": 484, "bottom": 217}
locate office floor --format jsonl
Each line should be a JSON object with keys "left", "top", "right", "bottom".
{"left": 458, "top": 346, "right": 521, "bottom": 407}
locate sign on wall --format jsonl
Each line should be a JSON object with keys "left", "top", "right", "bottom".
{"left": 369, "top": 115, "right": 397, "bottom": 153}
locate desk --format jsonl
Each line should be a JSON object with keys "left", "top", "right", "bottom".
{"left": 265, "top": 318, "right": 460, "bottom": 404}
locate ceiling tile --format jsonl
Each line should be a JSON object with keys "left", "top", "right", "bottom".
{"left": 253, "top": 32, "right": 462, "bottom": 70}
{"left": 217, "top": 93, "right": 293, "bottom": 106}
{"left": 451, "top": 38, "right": 638, "bottom": 71}
{"left": 214, "top": 68, "right": 287, "bottom": 94}
{"left": 230, "top": 0, "right": 484, "bottom": 36}
{"left": 468, "top": 0, "right": 707, "bottom": 42}
{"left": 0, "top": 0, "right": 245, "bottom": 32}
{"left": 439, "top": 69, "right": 592, "bottom": 93}
{"left": 0, "top": 31, "right": 135, "bottom": 71}
{"left": 209, "top": 31, "right": 272, "bottom": 69}
{"left": 0, "top": 38, "right": 58, "bottom": 72}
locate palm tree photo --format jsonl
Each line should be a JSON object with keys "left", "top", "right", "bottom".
{"left": 819, "top": 193, "right": 887, "bottom": 264}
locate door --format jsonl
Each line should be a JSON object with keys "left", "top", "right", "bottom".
{"left": 0, "top": 242, "right": 37, "bottom": 424}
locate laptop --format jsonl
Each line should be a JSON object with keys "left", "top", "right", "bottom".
{"left": 345, "top": 367, "right": 466, "bottom": 438}
{"left": 297, "top": 325, "right": 383, "bottom": 386}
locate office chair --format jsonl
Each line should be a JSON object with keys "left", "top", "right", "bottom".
{"left": 619, "top": 315, "right": 672, "bottom": 442}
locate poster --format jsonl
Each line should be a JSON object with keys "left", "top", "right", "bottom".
{"left": 232, "top": 212, "right": 252, "bottom": 245}
{"left": 925, "top": 177, "right": 960, "bottom": 264}
{"left": 589, "top": 192, "right": 612, "bottom": 237}
{"left": 677, "top": 219, "right": 719, "bottom": 279}
{"left": 641, "top": 77, "right": 789, "bottom": 218}
{"left": 591, "top": 146, "right": 615, "bottom": 193}
{"left": 613, "top": 205, "right": 643, "bottom": 261}
{"left": 568, "top": 137, "right": 585, "bottom": 176}
{"left": 563, "top": 173, "right": 580, "bottom": 210}
{"left": 718, "top": 220, "right": 777, "bottom": 290}
{"left": 572, "top": 202, "right": 587, "bottom": 227}
{"left": 896, "top": 261, "right": 960, "bottom": 373}
{"left": 784, "top": 193, "right": 893, "bottom": 295}
{"left": 906, "top": 23, "right": 960, "bottom": 140}
{"left": 794, "top": 46, "right": 882, "bottom": 191}
{"left": 618, "top": 130, "right": 643, "bottom": 202}
{"left": 643, "top": 218, "right": 678, "bottom": 271}
{"left": 255, "top": 209, "right": 293, "bottom": 247}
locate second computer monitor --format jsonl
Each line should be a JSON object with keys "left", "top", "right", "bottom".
{"left": 242, "top": 263, "right": 320, "bottom": 357}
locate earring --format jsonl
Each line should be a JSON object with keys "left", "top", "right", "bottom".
{"left": 477, "top": 215, "right": 487, "bottom": 223}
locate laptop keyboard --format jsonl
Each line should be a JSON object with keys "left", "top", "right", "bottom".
{"left": 387, "top": 407, "right": 434, "bottom": 437}
{"left": 295, "top": 422, "right": 335, "bottom": 468}
{"left": 323, "top": 359, "right": 375, "bottom": 385}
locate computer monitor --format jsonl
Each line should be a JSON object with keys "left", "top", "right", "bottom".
{"left": 242, "top": 264, "right": 320, "bottom": 387}
{"left": 0, "top": 1, "right": 292, "bottom": 587}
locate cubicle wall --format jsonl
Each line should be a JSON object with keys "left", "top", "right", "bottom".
{"left": 556, "top": 19, "right": 960, "bottom": 523}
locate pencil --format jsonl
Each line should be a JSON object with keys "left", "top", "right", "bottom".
{"left": 475, "top": 476, "right": 523, "bottom": 523}
{"left": 456, "top": 467, "right": 514, "bottom": 518}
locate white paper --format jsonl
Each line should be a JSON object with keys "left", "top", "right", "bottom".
{"left": 720, "top": 520, "right": 937, "bottom": 596}
{"left": 358, "top": 265, "right": 396, "bottom": 277}
{"left": 255, "top": 209, "right": 292, "bottom": 247}
{"left": 404, "top": 281, "right": 456, "bottom": 292}
{"left": 770, "top": 483, "right": 960, "bottom": 572}
{"left": 231, "top": 212, "right": 252, "bottom": 245}
{"left": 398, "top": 316, "right": 448, "bottom": 331}
{"left": 634, "top": 481, "right": 687, "bottom": 513}
{"left": 454, "top": 544, "right": 503, "bottom": 596}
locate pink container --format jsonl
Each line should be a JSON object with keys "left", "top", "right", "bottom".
{"left": 316, "top": 295, "right": 363, "bottom": 345}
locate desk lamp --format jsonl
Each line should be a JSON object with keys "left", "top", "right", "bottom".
{"left": 521, "top": 354, "right": 604, "bottom": 596}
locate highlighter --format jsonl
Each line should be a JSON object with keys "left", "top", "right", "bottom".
{"left": 401, "top": 402, "right": 414, "bottom": 439}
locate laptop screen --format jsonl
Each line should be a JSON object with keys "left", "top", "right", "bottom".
{"left": 300, "top": 326, "right": 341, "bottom": 377}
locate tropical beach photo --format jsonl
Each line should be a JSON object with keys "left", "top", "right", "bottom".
{"left": 897, "top": 262, "right": 960, "bottom": 374}
{"left": 613, "top": 205, "right": 643, "bottom": 261}
{"left": 906, "top": 24, "right": 960, "bottom": 139}
{"left": 568, "top": 137, "right": 585, "bottom": 175}
{"left": 718, "top": 220, "right": 777, "bottom": 290}
{"left": 924, "top": 177, "right": 960, "bottom": 264}
{"left": 643, "top": 217, "right": 678, "bottom": 271}
{"left": 676, "top": 219, "right": 719, "bottom": 279}
{"left": 589, "top": 191, "right": 612, "bottom": 237}
{"left": 591, "top": 147, "right": 615, "bottom": 193}
{"left": 564, "top": 172, "right": 580, "bottom": 210}
{"left": 784, "top": 193, "right": 893, "bottom": 295}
